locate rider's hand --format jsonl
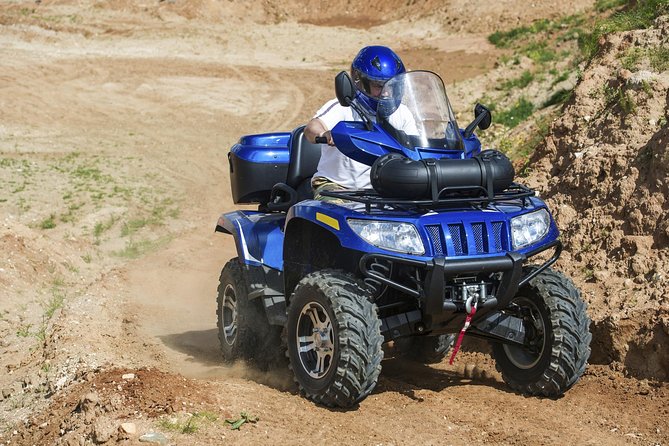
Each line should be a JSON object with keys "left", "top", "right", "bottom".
{"left": 322, "top": 131, "right": 334, "bottom": 146}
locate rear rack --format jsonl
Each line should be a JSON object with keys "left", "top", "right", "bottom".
{"left": 321, "top": 182, "right": 535, "bottom": 212}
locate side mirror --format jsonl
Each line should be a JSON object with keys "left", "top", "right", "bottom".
{"left": 335, "top": 71, "right": 356, "bottom": 107}
{"left": 474, "top": 103, "right": 492, "bottom": 130}
{"left": 463, "top": 103, "right": 492, "bottom": 138}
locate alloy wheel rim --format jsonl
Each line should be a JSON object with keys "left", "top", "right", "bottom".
{"left": 296, "top": 302, "right": 334, "bottom": 379}
{"left": 222, "top": 284, "right": 238, "bottom": 346}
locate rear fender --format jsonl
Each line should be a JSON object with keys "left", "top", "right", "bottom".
{"left": 215, "top": 211, "right": 285, "bottom": 269}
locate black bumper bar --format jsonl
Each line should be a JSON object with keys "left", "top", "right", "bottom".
{"left": 359, "top": 240, "right": 562, "bottom": 319}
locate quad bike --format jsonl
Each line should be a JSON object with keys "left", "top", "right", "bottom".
{"left": 215, "top": 70, "right": 591, "bottom": 407}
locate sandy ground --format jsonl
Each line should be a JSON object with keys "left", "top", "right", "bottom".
{"left": 0, "top": 1, "right": 667, "bottom": 445}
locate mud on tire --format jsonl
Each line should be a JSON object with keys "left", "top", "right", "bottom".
{"left": 286, "top": 270, "right": 383, "bottom": 408}
{"left": 216, "top": 258, "right": 283, "bottom": 369}
{"left": 491, "top": 267, "right": 591, "bottom": 397}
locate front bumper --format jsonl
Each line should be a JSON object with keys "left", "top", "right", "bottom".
{"left": 359, "top": 240, "right": 562, "bottom": 335}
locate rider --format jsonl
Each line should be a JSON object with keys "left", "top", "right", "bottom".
{"left": 305, "top": 45, "right": 415, "bottom": 201}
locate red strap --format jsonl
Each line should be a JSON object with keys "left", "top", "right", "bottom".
{"left": 448, "top": 306, "right": 476, "bottom": 365}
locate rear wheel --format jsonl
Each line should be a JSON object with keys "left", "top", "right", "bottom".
{"left": 216, "top": 258, "right": 282, "bottom": 369}
{"left": 286, "top": 270, "right": 383, "bottom": 407}
{"left": 491, "top": 267, "right": 591, "bottom": 396}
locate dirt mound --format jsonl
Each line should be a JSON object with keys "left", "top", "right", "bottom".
{"left": 0, "top": 220, "right": 87, "bottom": 389}
{"left": 526, "top": 15, "right": 669, "bottom": 381}
{"left": 11, "top": 367, "right": 217, "bottom": 446}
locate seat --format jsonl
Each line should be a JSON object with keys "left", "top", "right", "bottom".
{"left": 286, "top": 125, "right": 322, "bottom": 200}
{"left": 266, "top": 125, "right": 321, "bottom": 211}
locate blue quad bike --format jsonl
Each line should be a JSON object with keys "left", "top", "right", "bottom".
{"left": 215, "top": 70, "right": 591, "bottom": 407}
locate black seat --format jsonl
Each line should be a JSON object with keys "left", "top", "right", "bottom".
{"left": 266, "top": 125, "right": 321, "bottom": 211}
{"left": 286, "top": 125, "right": 322, "bottom": 199}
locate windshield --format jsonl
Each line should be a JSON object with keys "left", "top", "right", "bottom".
{"left": 376, "top": 71, "right": 463, "bottom": 150}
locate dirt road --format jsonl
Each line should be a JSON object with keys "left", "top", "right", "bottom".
{"left": 0, "top": 1, "right": 667, "bottom": 445}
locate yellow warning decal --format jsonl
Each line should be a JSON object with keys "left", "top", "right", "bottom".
{"left": 316, "top": 212, "right": 340, "bottom": 231}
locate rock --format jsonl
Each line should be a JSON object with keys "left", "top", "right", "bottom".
{"left": 593, "top": 270, "right": 610, "bottom": 282}
{"left": 139, "top": 432, "right": 168, "bottom": 445}
{"left": 618, "top": 68, "right": 633, "bottom": 81}
{"left": 628, "top": 70, "right": 654, "bottom": 87}
{"left": 120, "top": 423, "right": 137, "bottom": 435}
{"left": 93, "top": 420, "right": 116, "bottom": 444}
{"left": 464, "top": 364, "right": 476, "bottom": 379}
{"left": 122, "top": 373, "right": 136, "bottom": 380}
{"left": 78, "top": 392, "right": 99, "bottom": 424}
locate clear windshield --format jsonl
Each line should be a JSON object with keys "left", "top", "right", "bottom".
{"left": 376, "top": 71, "right": 463, "bottom": 150}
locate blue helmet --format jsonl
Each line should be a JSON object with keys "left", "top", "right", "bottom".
{"left": 350, "top": 46, "right": 406, "bottom": 114}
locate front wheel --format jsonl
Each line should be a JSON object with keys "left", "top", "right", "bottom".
{"left": 286, "top": 270, "right": 383, "bottom": 407}
{"left": 491, "top": 267, "right": 591, "bottom": 396}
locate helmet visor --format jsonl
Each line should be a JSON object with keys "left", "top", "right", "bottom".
{"left": 352, "top": 70, "right": 387, "bottom": 99}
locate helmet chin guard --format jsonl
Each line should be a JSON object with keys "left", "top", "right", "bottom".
{"left": 354, "top": 91, "right": 378, "bottom": 115}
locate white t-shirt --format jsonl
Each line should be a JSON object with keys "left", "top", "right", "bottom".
{"left": 312, "top": 99, "right": 416, "bottom": 190}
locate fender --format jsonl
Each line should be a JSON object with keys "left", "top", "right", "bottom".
{"left": 215, "top": 210, "right": 285, "bottom": 270}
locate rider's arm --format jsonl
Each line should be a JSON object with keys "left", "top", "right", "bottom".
{"left": 305, "top": 118, "right": 334, "bottom": 145}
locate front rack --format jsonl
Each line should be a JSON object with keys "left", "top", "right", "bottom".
{"left": 321, "top": 182, "right": 535, "bottom": 213}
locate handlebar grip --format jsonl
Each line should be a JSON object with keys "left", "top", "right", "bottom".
{"left": 315, "top": 136, "right": 327, "bottom": 144}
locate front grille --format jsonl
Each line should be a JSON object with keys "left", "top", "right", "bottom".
{"left": 426, "top": 225, "right": 443, "bottom": 256}
{"left": 472, "top": 223, "right": 485, "bottom": 253}
{"left": 429, "top": 221, "right": 507, "bottom": 256}
{"left": 492, "top": 222, "right": 504, "bottom": 252}
{"left": 448, "top": 224, "right": 465, "bottom": 255}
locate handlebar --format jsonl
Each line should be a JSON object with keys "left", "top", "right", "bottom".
{"left": 315, "top": 136, "right": 328, "bottom": 144}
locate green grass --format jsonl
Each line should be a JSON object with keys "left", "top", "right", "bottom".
{"left": 12, "top": 182, "right": 27, "bottom": 194}
{"left": 580, "top": 0, "right": 669, "bottom": 60}
{"left": 43, "top": 290, "right": 65, "bottom": 320}
{"left": 595, "top": 0, "right": 627, "bottom": 11}
{"left": 121, "top": 199, "right": 180, "bottom": 237}
{"left": 158, "top": 412, "right": 218, "bottom": 434}
{"left": 488, "top": 19, "right": 553, "bottom": 48}
{"left": 16, "top": 324, "right": 32, "bottom": 338}
{"left": 40, "top": 214, "right": 57, "bottom": 230}
{"left": 522, "top": 41, "right": 557, "bottom": 63}
{"left": 114, "top": 236, "right": 173, "bottom": 259}
{"left": 94, "top": 215, "right": 117, "bottom": 238}
{"left": 121, "top": 217, "right": 152, "bottom": 237}
{"left": 543, "top": 89, "right": 573, "bottom": 107}
{"left": 496, "top": 98, "right": 535, "bottom": 128}
{"left": 604, "top": 84, "right": 637, "bottom": 114}
{"left": 621, "top": 47, "right": 644, "bottom": 70}
{"left": 499, "top": 114, "right": 553, "bottom": 168}
{"left": 500, "top": 70, "right": 535, "bottom": 90}
{"left": 619, "top": 37, "right": 669, "bottom": 73}
{"left": 650, "top": 46, "right": 669, "bottom": 72}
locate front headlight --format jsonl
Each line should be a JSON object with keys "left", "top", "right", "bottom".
{"left": 510, "top": 209, "right": 551, "bottom": 250}
{"left": 347, "top": 219, "right": 425, "bottom": 255}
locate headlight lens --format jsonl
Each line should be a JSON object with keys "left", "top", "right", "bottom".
{"left": 510, "top": 209, "right": 551, "bottom": 250}
{"left": 348, "top": 219, "right": 425, "bottom": 255}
